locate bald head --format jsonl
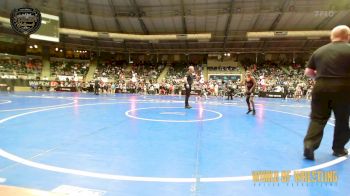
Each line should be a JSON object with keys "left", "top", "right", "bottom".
{"left": 188, "top": 66, "right": 194, "bottom": 73}
{"left": 330, "top": 25, "right": 350, "bottom": 42}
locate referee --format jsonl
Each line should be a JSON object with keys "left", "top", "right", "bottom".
{"left": 303, "top": 25, "right": 350, "bottom": 160}
{"left": 94, "top": 79, "right": 100, "bottom": 95}
{"left": 184, "top": 66, "right": 195, "bottom": 109}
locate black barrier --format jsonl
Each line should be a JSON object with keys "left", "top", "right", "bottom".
{"left": 181, "top": 90, "right": 202, "bottom": 95}
{"left": 258, "top": 91, "right": 285, "bottom": 98}
{"left": 0, "top": 78, "right": 29, "bottom": 87}
{"left": 55, "top": 87, "right": 77, "bottom": 92}
{"left": 0, "top": 79, "right": 18, "bottom": 91}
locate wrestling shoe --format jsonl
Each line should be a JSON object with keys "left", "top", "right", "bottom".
{"left": 304, "top": 148, "right": 315, "bottom": 160}
{"left": 333, "top": 149, "right": 348, "bottom": 157}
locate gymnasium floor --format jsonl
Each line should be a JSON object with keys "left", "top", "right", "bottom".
{"left": 0, "top": 92, "right": 349, "bottom": 196}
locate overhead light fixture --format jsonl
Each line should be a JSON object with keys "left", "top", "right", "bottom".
{"left": 59, "top": 49, "right": 63, "bottom": 52}
{"left": 55, "top": 47, "right": 59, "bottom": 51}
{"left": 29, "top": 46, "right": 33, "bottom": 49}
{"left": 247, "top": 38, "right": 260, "bottom": 41}
{"left": 34, "top": 44, "right": 38, "bottom": 48}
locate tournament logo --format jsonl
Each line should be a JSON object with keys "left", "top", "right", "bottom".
{"left": 10, "top": 8, "right": 41, "bottom": 35}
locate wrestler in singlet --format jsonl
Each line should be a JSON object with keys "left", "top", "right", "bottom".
{"left": 245, "top": 71, "right": 256, "bottom": 115}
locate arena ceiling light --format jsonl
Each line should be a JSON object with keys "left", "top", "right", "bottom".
{"left": 247, "top": 31, "right": 330, "bottom": 39}
{"left": 0, "top": 16, "right": 9, "bottom": 25}
{"left": 58, "top": 28, "right": 211, "bottom": 41}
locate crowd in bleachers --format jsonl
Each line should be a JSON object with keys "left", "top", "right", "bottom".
{"left": 93, "top": 61, "right": 165, "bottom": 81}
{"left": 131, "top": 62, "right": 165, "bottom": 79}
{"left": 0, "top": 55, "right": 315, "bottom": 99}
{"left": 245, "top": 62, "right": 314, "bottom": 99}
{"left": 93, "top": 60, "right": 126, "bottom": 79}
{"left": 50, "top": 60, "right": 89, "bottom": 77}
{"left": 84, "top": 61, "right": 166, "bottom": 94}
{"left": 0, "top": 58, "right": 42, "bottom": 79}
{"left": 84, "top": 60, "right": 314, "bottom": 100}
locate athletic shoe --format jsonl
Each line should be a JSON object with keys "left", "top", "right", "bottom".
{"left": 252, "top": 110, "right": 256, "bottom": 115}
{"left": 246, "top": 109, "right": 252, "bottom": 114}
{"left": 185, "top": 106, "right": 192, "bottom": 109}
{"left": 304, "top": 148, "right": 315, "bottom": 160}
{"left": 333, "top": 149, "right": 348, "bottom": 157}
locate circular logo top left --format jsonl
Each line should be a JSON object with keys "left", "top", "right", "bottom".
{"left": 10, "top": 7, "right": 41, "bottom": 35}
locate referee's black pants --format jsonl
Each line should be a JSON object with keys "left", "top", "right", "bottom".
{"left": 94, "top": 86, "right": 100, "bottom": 95}
{"left": 185, "top": 85, "right": 191, "bottom": 107}
{"left": 304, "top": 79, "right": 350, "bottom": 152}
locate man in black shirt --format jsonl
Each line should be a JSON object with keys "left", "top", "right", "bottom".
{"left": 184, "top": 66, "right": 195, "bottom": 109}
{"left": 94, "top": 79, "right": 100, "bottom": 95}
{"left": 303, "top": 25, "right": 350, "bottom": 160}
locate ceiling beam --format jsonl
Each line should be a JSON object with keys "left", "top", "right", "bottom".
{"left": 85, "top": 0, "right": 96, "bottom": 31}
{"left": 58, "top": 0, "right": 66, "bottom": 52}
{"left": 268, "top": 0, "right": 291, "bottom": 31}
{"left": 32, "top": 1, "right": 350, "bottom": 19}
{"left": 180, "top": 0, "right": 189, "bottom": 52}
{"left": 58, "top": 0, "right": 65, "bottom": 27}
{"left": 130, "top": 0, "right": 149, "bottom": 35}
{"left": 55, "top": 38, "right": 322, "bottom": 54}
{"left": 315, "top": 13, "right": 339, "bottom": 30}
{"left": 129, "top": 0, "right": 154, "bottom": 52}
{"left": 108, "top": 0, "right": 125, "bottom": 33}
{"left": 180, "top": 0, "right": 187, "bottom": 34}
{"left": 260, "top": 0, "right": 292, "bottom": 52}
{"left": 251, "top": 0, "right": 264, "bottom": 31}
{"left": 108, "top": 0, "right": 128, "bottom": 52}
{"left": 243, "top": 0, "right": 263, "bottom": 49}
{"left": 304, "top": 12, "right": 350, "bottom": 50}
{"left": 84, "top": 0, "right": 99, "bottom": 55}
{"left": 222, "top": 0, "right": 235, "bottom": 52}
{"left": 302, "top": 39, "right": 311, "bottom": 50}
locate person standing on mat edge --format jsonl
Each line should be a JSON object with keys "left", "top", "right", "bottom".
{"left": 245, "top": 71, "right": 256, "bottom": 115}
{"left": 303, "top": 25, "right": 350, "bottom": 160}
{"left": 94, "top": 78, "right": 100, "bottom": 95}
{"left": 184, "top": 66, "right": 196, "bottom": 109}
